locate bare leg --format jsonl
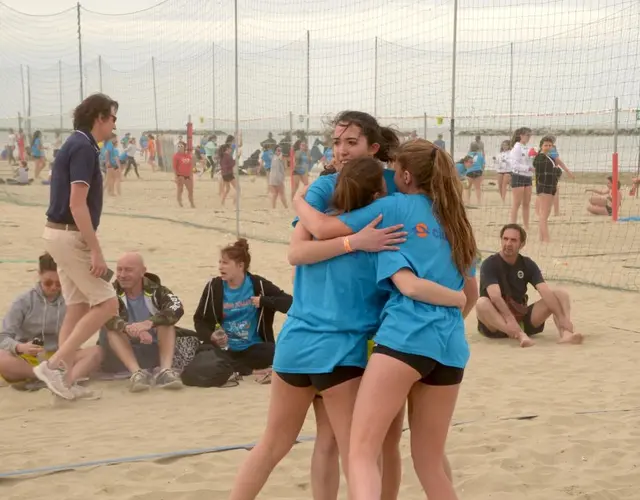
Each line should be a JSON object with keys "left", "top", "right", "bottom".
{"left": 473, "top": 177, "right": 483, "bottom": 204}
{"left": 529, "top": 291, "right": 583, "bottom": 344}
{"left": 589, "top": 195, "right": 607, "bottom": 206}
{"left": 269, "top": 186, "right": 277, "bottom": 209}
{"left": 35, "top": 158, "right": 45, "bottom": 178}
{"left": 291, "top": 176, "right": 300, "bottom": 201}
{"left": 537, "top": 193, "right": 554, "bottom": 242}
{"left": 0, "top": 351, "right": 36, "bottom": 381}
{"left": 278, "top": 186, "right": 288, "bottom": 208}
{"left": 553, "top": 185, "right": 561, "bottom": 216}
{"left": 57, "top": 303, "right": 90, "bottom": 347}
{"left": 587, "top": 203, "right": 609, "bottom": 216}
{"left": 67, "top": 346, "right": 104, "bottom": 383}
{"left": 221, "top": 182, "right": 230, "bottom": 206}
{"left": 114, "top": 169, "right": 122, "bottom": 196}
{"left": 229, "top": 374, "right": 315, "bottom": 500}
{"left": 522, "top": 186, "right": 532, "bottom": 230}
{"left": 510, "top": 187, "right": 523, "bottom": 225}
{"left": 156, "top": 325, "right": 176, "bottom": 370}
{"left": 475, "top": 297, "right": 534, "bottom": 347}
{"left": 185, "top": 176, "right": 195, "bottom": 207}
{"left": 381, "top": 407, "right": 404, "bottom": 500}
{"left": 311, "top": 398, "right": 340, "bottom": 500}
{"left": 176, "top": 177, "right": 184, "bottom": 207}
{"left": 106, "top": 330, "right": 142, "bottom": 373}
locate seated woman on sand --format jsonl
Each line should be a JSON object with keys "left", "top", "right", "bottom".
{"left": 193, "top": 238, "right": 292, "bottom": 384}
{"left": 585, "top": 175, "right": 621, "bottom": 216}
{"left": 0, "top": 253, "right": 103, "bottom": 394}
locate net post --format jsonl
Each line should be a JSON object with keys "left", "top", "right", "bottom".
{"left": 151, "top": 57, "right": 159, "bottom": 133}
{"left": 450, "top": 0, "right": 458, "bottom": 155}
{"left": 612, "top": 97, "right": 619, "bottom": 222}
{"left": 234, "top": 0, "right": 240, "bottom": 239}
{"left": 306, "top": 30, "right": 310, "bottom": 137}
{"left": 423, "top": 112, "right": 427, "bottom": 139}
{"left": 186, "top": 115, "right": 193, "bottom": 154}
{"left": 58, "top": 60, "right": 63, "bottom": 130}
{"left": 26, "top": 65, "right": 32, "bottom": 142}
{"left": 77, "top": 2, "right": 84, "bottom": 101}
{"left": 98, "top": 55, "right": 103, "bottom": 93}
{"left": 509, "top": 42, "right": 514, "bottom": 133}
{"left": 212, "top": 42, "right": 216, "bottom": 134}
{"left": 374, "top": 36, "right": 378, "bottom": 117}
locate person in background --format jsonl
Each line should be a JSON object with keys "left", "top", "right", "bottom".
{"left": 3, "top": 160, "right": 32, "bottom": 185}
{"left": 139, "top": 133, "right": 149, "bottom": 161}
{"left": 175, "top": 135, "right": 184, "bottom": 148}
{"left": 106, "top": 134, "right": 122, "bottom": 196}
{"left": 533, "top": 137, "right": 558, "bottom": 242}
{"left": 509, "top": 127, "right": 534, "bottom": 230}
{"left": 292, "top": 140, "right": 311, "bottom": 201}
{"left": 6, "top": 128, "right": 17, "bottom": 165}
{"left": 261, "top": 145, "right": 274, "bottom": 192}
{"left": 147, "top": 134, "right": 157, "bottom": 172}
{"left": 204, "top": 135, "right": 217, "bottom": 177}
{"left": 433, "top": 133, "right": 446, "bottom": 151}
{"left": 219, "top": 143, "right": 238, "bottom": 207}
{"left": 470, "top": 134, "right": 485, "bottom": 157}
{"left": 268, "top": 146, "right": 287, "bottom": 209}
{"left": 0, "top": 254, "right": 103, "bottom": 394}
{"left": 585, "top": 175, "right": 621, "bottom": 217}
{"left": 321, "top": 138, "right": 334, "bottom": 167}
{"left": 121, "top": 132, "right": 131, "bottom": 149}
{"left": 31, "top": 130, "right": 46, "bottom": 179}
{"left": 465, "top": 142, "right": 485, "bottom": 204}
{"left": 172, "top": 141, "right": 195, "bottom": 208}
{"left": 547, "top": 136, "right": 573, "bottom": 216}
{"left": 455, "top": 156, "right": 473, "bottom": 202}
{"left": 193, "top": 238, "right": 292, "bottom": 383}
{"left": 494, "top": 140, "right": 512, "bottom": 203}
{"left": 124, "top": 137, "right": 140, "bottom": 179}
{"left": 100, "top": 252, "right": 186, "bottom": 392}
{"left": 17, "top": 129, "right": 26, "bottom": 162}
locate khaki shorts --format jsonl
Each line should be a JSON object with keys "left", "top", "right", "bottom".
{"left": 42, "top": 226, "right": 116, "bottom": 306}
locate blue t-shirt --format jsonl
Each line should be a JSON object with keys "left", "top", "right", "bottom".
{"left": 222, "top": 276, "right": 261, "bottom": 351}
{"left": 46, "top": 130, "right": 103, "bottom": 230}
{"left": 434, "top": 139, "right": 446, "bottom": 150}
{"left": 324, "top": 147, "right": 333, "bottom": 163}
{"left": 339, "top": 194, "right": 469, "bottom": 369}
{"left": 466, "top": 152, "right": 485, "bottom": 174}
{"left": 140, "top": 135, "right": 149, "bottom": 148}
{"left": 549, "top": 147, "right": 559, "bottom": 161}
{"left": 455, "top": 162, "right": 467, "bottom": 179}
{"left": 276, "top": 174, "right": 389, "bottom": 374}
{"left": 126, "top": 294, "right": 157, "bottom": 341}
{"left": 31, "top": 138, "right": 42, "bottom": 158}
{"left": 102, "top": 142, "right": 117, "bottom": 166}
{"left": 262, "top": 149, "right": 273, "bottom": 170}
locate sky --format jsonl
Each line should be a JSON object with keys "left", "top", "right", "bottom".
{"left": 0, "top": 0, "right": 639, "bottom": 132}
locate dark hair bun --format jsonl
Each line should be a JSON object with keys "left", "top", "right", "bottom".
{"left": 235, "top": 238, "right": 249, "bottom": 251}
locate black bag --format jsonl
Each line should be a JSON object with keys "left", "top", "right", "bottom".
{"left": 180, "top": 344, "right": 234, "bottom": 388}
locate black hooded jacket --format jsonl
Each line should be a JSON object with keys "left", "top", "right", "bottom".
{"left": 193, "top": 273, "right": 292, "bottom": 344}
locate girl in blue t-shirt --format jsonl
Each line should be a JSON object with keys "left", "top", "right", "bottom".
{"left": 229, "top": 121, "right": 468, "bottom": 500}
{"left": 292, "top": 138, "right": 478, "bottom": 500}
{"left": 31, "top": 130, "right": 46, "bottom": 179}
{"left": 465, "top": 142, "right": 485, "bottom": 204}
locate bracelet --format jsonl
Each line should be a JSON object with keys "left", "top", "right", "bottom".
{"left": 343, "top": 236, "right": 354, "bottom": 253}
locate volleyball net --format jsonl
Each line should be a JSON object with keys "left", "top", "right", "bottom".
{"left": 0, "top": 0, "right": 639, "bottom": 290}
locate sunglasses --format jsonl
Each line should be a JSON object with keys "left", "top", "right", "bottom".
{"left": 42, "top": 279, "right": 61, "bottom": 288}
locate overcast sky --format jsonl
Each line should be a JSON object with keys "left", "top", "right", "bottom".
{"left": 0, "top": 0, "right": 638, "bottom": 132}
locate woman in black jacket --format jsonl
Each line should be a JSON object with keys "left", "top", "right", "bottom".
{"left": 193, "top": 238, "right": 292, "bottom": 381}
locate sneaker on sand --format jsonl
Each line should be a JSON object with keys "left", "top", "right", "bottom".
{"left": 155, "top": 369, "right": 183, "bottom": 390}
{"left": 70, "top": 384, "right": 101, "bottom": 401}
{"left": 129, "top": 370, "right": 152, "bottom": 393}
{"left": 11, "top": 380, "right": 46, "bottom": 392}
{"left": 33, "top": 361, "right": 74, "bottom": 400}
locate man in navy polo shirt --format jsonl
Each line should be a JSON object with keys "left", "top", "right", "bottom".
{"left": 35, "top": 93, "right": 121, "bottom": 400}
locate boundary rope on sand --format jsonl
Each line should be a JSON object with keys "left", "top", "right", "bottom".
{"left": 1, "top": 407, "right": 638, "bottom": 481}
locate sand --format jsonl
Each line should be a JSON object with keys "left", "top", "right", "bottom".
{"left": 1, "top": 164, "right": 640, "bottom": 499}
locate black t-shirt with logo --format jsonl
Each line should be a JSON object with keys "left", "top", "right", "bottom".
{"left": 479, "top": 253, "right": 544, "bottom": 306}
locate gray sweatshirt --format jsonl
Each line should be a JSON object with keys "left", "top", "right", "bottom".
{"left": 0, "top": 284, "right": 65, "bottom": 354}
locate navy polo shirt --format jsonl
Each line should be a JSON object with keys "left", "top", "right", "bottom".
{"left": 46, "top": 130, "right": 103, "bottom": 230}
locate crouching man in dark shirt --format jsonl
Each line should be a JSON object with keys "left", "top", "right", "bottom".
{"left": 476, "top": 223, "right": 583, "bottom": 348}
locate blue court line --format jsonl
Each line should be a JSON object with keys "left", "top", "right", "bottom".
{"left": 1, "top": 407, "right": 638, "bottom": 480}
{"left": 618, "top": 216, "right": 640, "bottom": 222}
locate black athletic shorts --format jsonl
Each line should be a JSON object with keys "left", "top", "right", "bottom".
{"left": 536, "top": 174, "right": 558, "bottom": 196}
{"left": 478, "top": 304, "right": 545, "bottom": 339}
{"left": 222, "top": 173, "right": 235, "bottom": 182}
{"left": 228, "top": 342, "right": 274, "bottom": 375}
{"left": 276, "top": 366, "right": 364, "bottom": 392}
{"left": 511, "top": 173, "right": 532, "bottom": 188}
{"left": 372, "top": 344, "right": 464, "bottom": 386}
{"left": 466, "top": 170, "right": 483, "bottom": 179}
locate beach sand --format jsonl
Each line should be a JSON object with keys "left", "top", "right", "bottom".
{"left": 1, "top": 165, "right": 639, "bottom": 499}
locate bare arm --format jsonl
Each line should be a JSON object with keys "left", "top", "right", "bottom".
{"left": 555, "top": 157, "right": 573, "bottom": 177}
{"left": 486, "top": 284, "right": 516, "bottom": 322}
{"left": 585, "top": 187, "right": 609, "bottom": 195}
{"left": 391, "top": 269, "right": 466, "bottom": 309}
{"left": 293, "top": 195, "right": 352, "bottom": 240}
{"left": 462, "top": 276, "right": 479, "bottom": 319}
{"left": 69, "top": 183, "right": 101, "bottom": 253}
{"left": 535, "top": 282, "right": 566, "bottom": 321}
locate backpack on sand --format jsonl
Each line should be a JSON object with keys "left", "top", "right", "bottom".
{"left": 180, "top": 344, "right": 235, "bottom": 388}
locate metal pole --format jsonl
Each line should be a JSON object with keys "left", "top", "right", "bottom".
{"left": 374, "top": 36, "right": 378, "bottom": 117}
{"left": 450, "top": 0, "right": 458, "bottom": 155}
{"left": 423, "top": 112, "right": 427, "bottom": 139}
{"left": 234, "top": 0, "right": 240, "bottom": 238}
{"left": 58, "top": 60, "right": 63, "bottom": 130}
{"left": 612, "top": 97, "right": 619, "bottom": 221}
{"left": 212, "top": 43, "right": 216, "bottom": 133}
{"left": 306, "top": 30, "right": 310, "bottom": 137}
{"left": 289, "top": 111, "right": 294, "bottom": 196}
{"left": 77, "top": 2, "right": 84, "bottom": 100}
{"left": 151, "top": 57, "right": 159, "bottom": 133}
{"left": 98, "top": 55, "right": 103, "bottom": 93}
{"left": 26, "top": 65, "right": 32, "bottom": 141}
{"left": 20, "top": 65, "right": 26, "bottom": 126}
{"left": 509, "top": 42, "right": 514, "bottom": 133}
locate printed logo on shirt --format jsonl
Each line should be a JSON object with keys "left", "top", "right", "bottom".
{"left": 415, "top": 223, "right": 447, "bottom": 241}
{"left": 517, "top": 270, "right": 524, "bottom": 279}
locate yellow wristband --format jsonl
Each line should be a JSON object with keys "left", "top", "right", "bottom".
{"left": 343, "top": 236, "right": 354, "bottom": 253}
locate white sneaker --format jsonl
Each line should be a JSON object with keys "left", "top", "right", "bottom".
{"left": 33, "top": 361, "right": 75, "bottom": 400}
